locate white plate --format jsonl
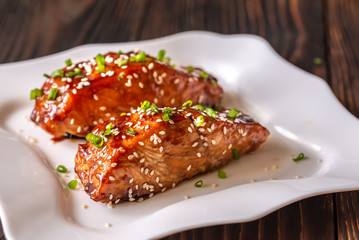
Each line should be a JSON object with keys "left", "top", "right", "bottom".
{"left": 1, "top": 31, "right": 359, "bottom": 240}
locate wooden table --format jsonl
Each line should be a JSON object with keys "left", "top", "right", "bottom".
{"left": 1, "top": 0, "right": 359, "bottom": 239}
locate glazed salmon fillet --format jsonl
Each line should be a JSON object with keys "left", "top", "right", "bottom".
{"left": 74, "top": 102, "right": 269, "bottom": 203}
{"left": 30, "top": 51, "right": 223, "bottom": 138}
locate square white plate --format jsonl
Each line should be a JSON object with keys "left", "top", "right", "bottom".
{"left": 1, "top": 31, "right": 359, "bottom": 240}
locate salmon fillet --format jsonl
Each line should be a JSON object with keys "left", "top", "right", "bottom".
{"left": 74, "top": 103, "right": 269, "bottom": 203}
{"left": 30, "top": 51, "right": 223, "bottom": 138}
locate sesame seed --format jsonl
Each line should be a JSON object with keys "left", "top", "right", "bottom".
{"left": 211, "top": 124, "right": 215, "bottom": 130}
{"left": 228, "top": 144, "right": 232, "bottom": 150}
{"left": 149, "top": 193, "right": 154, "bottom": 198}
{"left": 207, "top": 128, "right": 212, "bottom": 133}
{"left": 82, "top": 204, "right": 88, "bottom": 209}
{"left": 111, "top": 163, "right": 117, "bottom": 167}
{"left": 105, "top": 222, "right": 112, "bottom": 228}
{"left": 211, "top": 183, "right": 217, "bottom": 188}
{"left": 109, "top": 176, "right": 115, "bottom": 181}
{"left": 142, "top": 66, "right": 148, "bottom": 73}
{"left": 184, "top": 195, "right": 190, "bottom": 199}
{"left": 133, "top": 73, "right": 139, "bottom": 78}
{"left": 161, "top": 188, "right": 166, "bottom": 192}
{"left": 159, "top": 146, "right": 163, "bottom": 153}
{"left": 115, "top": 199, "right": 120, "bottom": 204}
{"left": 159, "top": 131, "right": 166, "bottom": 135}
{"left": 141, "top": 167, "right": 144, "bottom": 173}
{"left": 129, "top": 178, "right": 134, "bottom": 183}
{"left": 77, "top": 126, "right": 81, "bottom": 133}
{"left": 107, "top": 202, "right": 113, "bottom": 208}
{"left": 222, "top": 150, "right": 227, "bottom": 155}
{"left": 199, "top": 128, "right": 205, "bottom": 132}
{"left": 150, "top": 169, "right": 154, "bottom": 176}
{"left": 138, "top": 141, "right": 144, "bottom": 146}
{"left": 154, "top": 97, "right": 158, "bottom": 104}
{"left": 174, "top": 78, "right": 180, "bottom": 84}
{"left": 295, "top": 176, "right": 301, "bottom": 179}
{"left": 145, "top": 168, "right": 149, "bottom": 174}
{"left": 169, "top": 120, "right": 174, "bottom": 124}
{"left": 72, "top": 89, "right": 77, "bottom": 94}
{"left": 172, "top": 183, "right": 176, "bottom": 188}
{"left": 170, "top": 98, "right": 175, "bottom": 104}
{"left": 109, "top": 194, "right": 113, "bottom": 200}
{"left": 133, "top": 152, "right": 139, "bottom": 158}
{"left": 128, "top": 155, "right": 134, "bottom": 160}
{"left": 211, "top": 139, "right": 216, "bottom": 145}
{"left": 99, "top": 106, "right": 106, "bottom": 111}
{"left": 160, "top": 89, "right": 164, "bottom": 96}
{"left": 156, "top": 177, "right": 160, "bottom": 183}
{"left": 197, "top": 152, "right": 201, "bottom": 157}
{"left": 119, "top": 147, "right": 125, "bottom": 153}
{"left": 188, "top": 127, "right": 193, "bottom": 133}
{"left": 153, "top": 71, "right": 158, "bottom": 78}
{"left": 203, "top": 142, "right": 208, "bottom": 147}
{"left": 138, "top": 82, "right": 144, "bottom": 88}
{"left": 187, "top": 165, "right": 192, "bottom": 171}
{"left": 223, "top": 127, "right": 227, "bottom": 134}
{"left": 125, "top": 80, "right": 132, "bottom": 87}
{"left": 148, "top": 63, "right": 154, "bottom": 70}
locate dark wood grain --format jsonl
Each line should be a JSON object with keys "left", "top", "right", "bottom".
{"left": 0, "top": 0, "right": 359, "bottom": 239}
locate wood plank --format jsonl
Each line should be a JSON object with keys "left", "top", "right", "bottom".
{"left": 325, "top": 0, "right": 359, "bottom": 238}
{"left": 0, "top": 0, "right": 147, "bottom": 64}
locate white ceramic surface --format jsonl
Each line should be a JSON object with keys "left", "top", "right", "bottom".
{"left": 0, "top": 31, "right": 359, "bottom": 240}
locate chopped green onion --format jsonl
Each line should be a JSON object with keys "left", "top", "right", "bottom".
{"left": 193, "top": 104, "right": 205, "bottom": 111}
{"left": 65, "top": 68, "right": 81, "bottom": 77}
{"left": 171, "top": 63, "right": 176, "bottom": 68}
{"left": 120, "top": 112, "right": 127, "bottom": 116}
{"left": 163, "top": 107, "right": 174, "bottom": 116}
{"left": 126, "top": 128, "right": 137, "bottom": 135}
{"left": 194, "top": 180, "right": 203, "bottom": 188}
{"left": 182, "top": 100, "right": 193, "bottom": 108}
{"left": 162, "top": 113, "right": 170, "bottom": 121}
{"left": 30, "top": 88, "right": 43, "bottom": 100}
{"left": 194, "top": 115, "right": 204, "bottom": 127}
{"left": 135, "top": 51, "right": 146, "bottom": 62}
{"left": 118, "top": 72, "right": 124, "bottom": 80}
{"left": 47, "top": 88, "right": 58, "bottom": 100}
{"left": 214, "top": 106, "right": 224, "bottom": 111}
{"left": 56, "top": 165, "right": 67, "bottom": 173}
{"left": 218, "top": 169, "right": 227, "bottom": 179}
{"left": 118, "top": 50, "right": 123, "bottom": 55}
{"left": 86, "top": 133, "right": 104, "bottom": 148}
{"left": 151, "top": 104, "right": 159, "bottom": 112}
{"left": 129, "top": 56, "right": 136, "bottom": 62}
{"left": 67, "top": 180, "right": 78, "bottom": 190}
{"left": 117, "top": 59, "right": 127, "bottom": 67}
{"left": 65, "top": 59, "right": 72, "bottom": 66}
{"left": 211, "top": 80, "right": 218, "bottom": 86}
{"left": 43, "top": 73, "right": 50, "bottom": 78}
{"left": 293, "top": 153, "right": 305, "bottom": 162}
{"left": 232, "top": 149, "right": 240, "bottom": 160}
{"left": 157, "top": 50, "right": 166, "bottom": 61}
{"left": 51, "top": 69, "right": 64, "bottom": 78}
{"left": 74, "top": 74, "right": 85, "bottom": 79}
{"left": 227, "top": 108, "right": 239, "bottom": 118}
{"left": 187, "top": 66, "right": 194, "bottom": 72}
{"left": 314, "top": 57, "right": 322, "bottom": 65}
{"left": 101, "top": 123, "right": 113, "bottom": 136}
{"left": 200, "top": 71, "right": 208, "bottom": 79}
{"left": 96, "top": 53, "right": 105, "bottom": 73}
{"left": 140, "top": 101, "right": 151, "bottom": 110}
{"left": 164, "top": 57, "right": 171, "bottom": 64}
{"left": 205, "top": 107, "right": 217, "bottom": 118}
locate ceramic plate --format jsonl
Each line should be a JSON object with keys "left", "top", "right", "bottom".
{"left": 1, "top": 31, "right": 359, "bottom": 240}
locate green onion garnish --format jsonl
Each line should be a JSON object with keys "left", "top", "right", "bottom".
{"left": 74, "top": 74, "right": 85, "bottom": 79}
{"left": 193, "top": 104, "right": 205, "bottom": 111}
{"left": 194, "top": 180, "right": 203, "bottom": 188}
{"left": 65, "top": 59, "right": 72, "bottom": 66}
{"left": 293, "top": 153, "right": 305, "bottom": 162}
{"left": 182, "top": 100, "right": 193, "bottom": 108}
{"left": 101, "top": 123, "right": 113, "bottom": 136}
{"left": 205, "top": 107, "right": 217, "bottom": 118}
{"left": 120, "top": 112, "right": 127, "bottom": 116}
{"left": 194, "top": 115, "right": 204, "bottom": 127}
{"left": 227, "top": 108, "right": 239, "bottom": 118}
{"left": 51, "top": 69, "right": 64, "bottom": 78}
{"left": 56, "top": 165, "right": 67, "bottom": 173}
{"left": 43, "top": 73, "right": 50, "bottom": 78}
{"left": 118, "top": 72, "right": 124, "bottom": 80}
{"left": 157, "top": 50, "right": 166, "bottom": 61}
{"left": 162, "top": 113, "right": 170, "bottom": 121}
{"left": 47, "top": 88, "right": 58, "bottom": 100}
{"left": 140, "top": 101, "right": 151, "bottom": 111}
{"left": 187, "top": 66, "right": 194, "bottom": 72}
{"left": 151, "top": 104, "right": 159, "bottom": 112}
{"left": 218, "top": 169, "right": 227, "bottom": 179}
{"left": 171, "top": 63, "right": 176, "bottom": 68}
{"left": 67, "top": 180, "right": 78, "bottom": 190}
{"left": 232, "top": 149, "right": 240, "bottom": 160}
{"left": 118, "top": 50, "right": 123, "bottom": 55}
{"left": 30, "top": 88, "right": 43, "bottom": 100}
{"left": 200, "top": 71, "right": 208, "bottom": 79}
{"left": 65, "top": 68, "right": 81, "bottom": 77}
{"left": 164, "top": 57, "right": 171, "bottom": 64}
{"left": 135, "top": 51, "right": 146, "bottom": 62}
{"left": 126, "top": 128, "right": 137, "bottom": 135}
{"left": 96, "top": 53, "right": 105, "bottom": 73}
{"left": 86, "top": 133, "right": 104, "bottom": 148}
{"left": 117, "top": 59, "right": 127, "bottom": 67}
{"left": 211, "top": 80, "right": 218, "bottom": 86}
{"left": 214, "top": 106, "right": 224, "bottom": 111}
{"left": 129, "top": 56, "right": 136, "bottom": 62}
{"left": 163, "top": 107, "right": 174, "bottom": 115}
